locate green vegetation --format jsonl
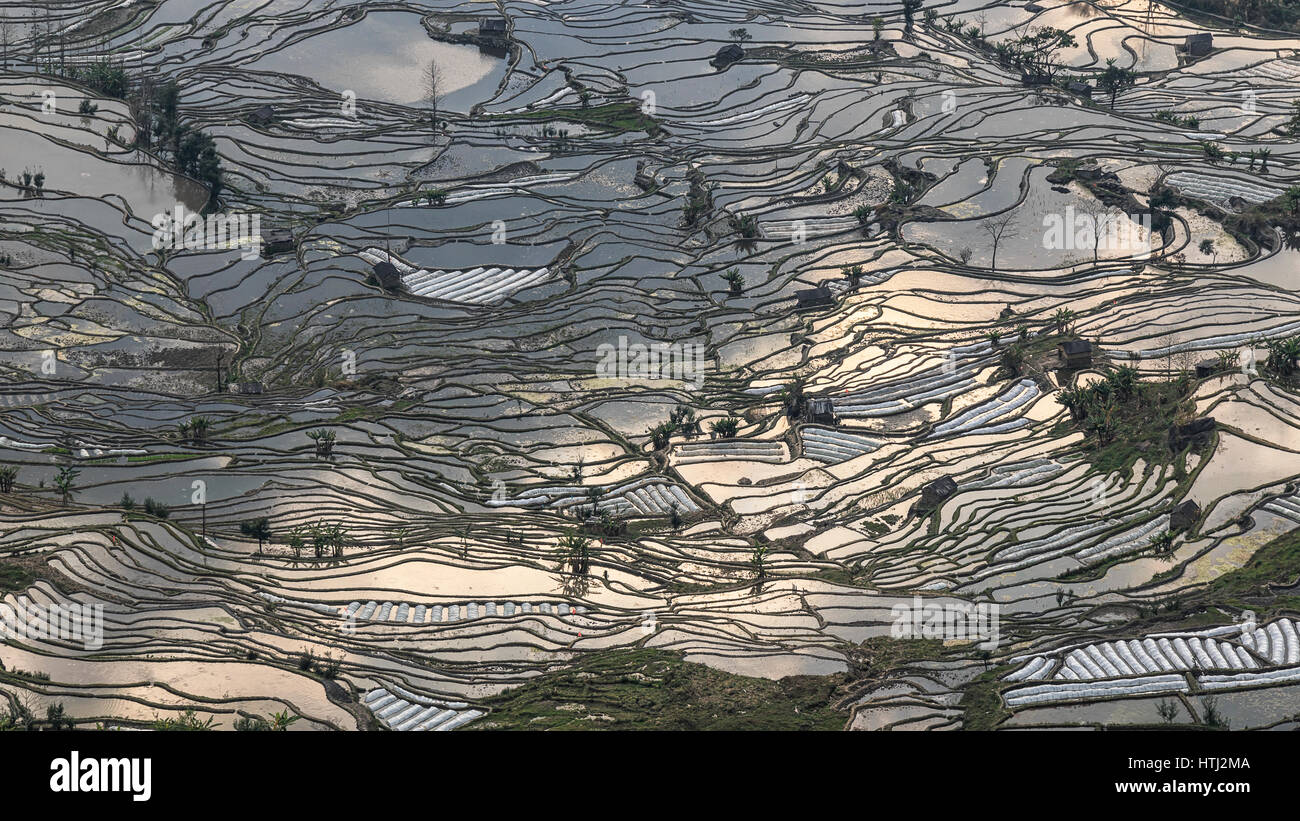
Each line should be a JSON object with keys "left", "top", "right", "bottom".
{"left": 722, "top": 267, "right": 744, "bottom": 295}
{"left": 1157, "top": 697, "right": 1181, "bottom": 723}
{"left": 730, "top": 212, "right": 759, "bottom": 241}
{"left": 988, "top": 27, "right": 1078, "bottom": 80}
{"left": 902, "top": 0, "right": 923, "bottom": 32}
{"left": 845, "top": 636, "right": 945, "bottom": 677}
{"left": 683, "top": 167, "right": 714, "bottom": 228}
{"left": 285, "top": 525, "right": 307, "bottom": 559}
{"left": 37, "top": 58, "right": 227, "bottom": 203}
{"left": 0, "top": 562, "right": 34, "bottom": 592}
{"left": 960, "top": 665, "right": 1015, "bottom": 730}
{"left": 1096, "top": 58, "right": 1135, "bottom": 106}
{"left": 472, "top": 648, "right": 846, "bottom": 730}
{"left": 1200, "top": 695, "right": 1228, "bottom": 729}
{"left": 53, "top": 465, "right": 79, "bottom": 504}
{"left": 710, "top": 416, "right": 741, "bottom": 438}
{"left": 0, "top": 465, "right": 16, "bottom": 493}
{"left": 240, "top": 517, "right": 272, "bottom": 553}
{"left": 151, "top": 709, "right": 215, "bottom": 731}
{"left": 125, "top": 452, "right": 200, "bottom": 464}
{"left": 1196, "top": 526, "right": 1300, "bottom": 612}
{"left": 303, "top": 521, "right": 351, "bottom": 559}
{"left": 647, "top": 405, "right": 699, "bottom": 451}
{"left": 307, "top": 428, "right": 335, "bottom": 457}
{"left": 142, "top": 497, "right": 170, "bottom": 519}
{"left": 234, "top": 710, "right": 299, "bottom": 731}
{"left": 178, "top": 415, "right": 211, "bottom": 442}
{"left": 1223, "top": 188, "right": 1300, "bottom": 251}
{"left": 1156, "top": 110, "right": 1200, "bottom": 130}
{"left": 1175, "top": 0, "right": 1300, "bottom": 33}
{"left": 556, "top": 528, "right": 594, "bottom": 575}
{"left": 1055, "top": 370, "right": 1197, "bottom": 474}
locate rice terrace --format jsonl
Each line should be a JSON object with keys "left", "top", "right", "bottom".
{"left": 4, "top": 0, "right": 1300, "bottom": 741}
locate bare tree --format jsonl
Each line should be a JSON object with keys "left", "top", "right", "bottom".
{"left": 1085, "top": 203, "right": 1119, "bottom": 263}
{"left": 982, "top": 213, "right": 1016, "bottom": 270}
{"left": 0, "top": 15, "right": 13, "bottom": 69}
{"left": 426, "top": 59, "right": 441, "bottom": 126}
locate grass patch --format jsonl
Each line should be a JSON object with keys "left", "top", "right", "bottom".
{"left": 0, "top": 562, "right": 34, "bottom": 592}
{"left": 471, "top": 648, "right": 847, "bottom": 730}
{"left": 1060, "top": 373, "right": 1198, "bottom": 476}
{"left": 1197, "top": 526, "right": 1300, "bottom": 612}
{"left": 959, "top": 664, "right": 1015, "bottom": 730}
{"left": 125, "top": 452, "right": 201, "bottom": 464}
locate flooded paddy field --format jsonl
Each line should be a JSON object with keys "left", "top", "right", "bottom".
{"left": 2, "top": 0, "right": 1300, "bottom": 733}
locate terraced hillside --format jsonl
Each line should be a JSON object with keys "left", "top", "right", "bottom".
{"left": 3, "top": 0, "right": 1300, "bottom": 731}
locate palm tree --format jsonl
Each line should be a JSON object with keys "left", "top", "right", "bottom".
{"left": 327, "top": 523, "right": 349, "bottom": 558}
{"left": 1055, "top": 387, "right": 1089, "bottom": 423}
{"left": 54, "top": 465, "right": 79, "bottom": 504}
{"left": 285, "top": 526, "right": 305, "bottom": 560}
{"left": 645, "top": 422, "right": 668, "bottom": 450}
{"left": 722, "top": 267, "right": 744, "bottom": 296}
{"left": 1090, "top": 379, "right": 1115, "bottom": 404}
{"left": 1052, "top": 308, "right": 1076, "bottom": 335}
{"left": 557, "top": 529, "right": 592, "bottom": 575}
{"left": 1107, "top": 366, "right": 1139, "bottom": 398}
{"left": 269, "top": 710, "right": 300, "bottom": 731}
{"left": 310, "top": 523, "right": 327, "bottom": 558}
{"left": 0, "top": 465, "right": 16, "bottom": 493}
{"left": 240, "top": 517, "right": 272, "bottom": 554}
{"left": 1216, "top": 349, "right": 1239, "bottom": 372}
{"left": 307, "top": 428, "right": 335, "bottom": 457}
{"left": 1086, "top": 402, "right": 1118, "bottom": 445}
{"left": 1285, "top": 185, "right": 1300, "bottom": 215}
{"left": 710, "top": 417, "right": 740, "bottom": 438}
{"left": 730, "top": 213, "right": 759, "bottom": 239}
{"left": 1267, "top": 336, "right": 1300, "bottom": 375}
